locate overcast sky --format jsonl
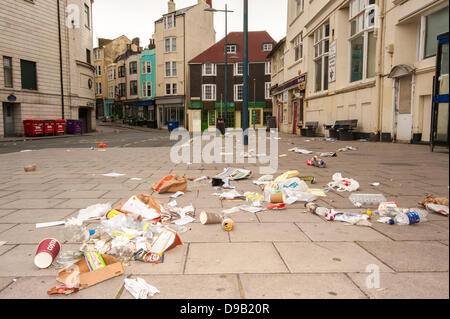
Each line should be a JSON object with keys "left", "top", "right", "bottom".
{"left": 92, "top": 0, "right": 287, "bottom": 48}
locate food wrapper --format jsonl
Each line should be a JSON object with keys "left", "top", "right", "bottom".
{"left": 83, "top": 251, "right": 106, "bottom": 272}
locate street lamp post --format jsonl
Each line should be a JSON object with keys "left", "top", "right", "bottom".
{"left": 205, "top": 4, "right": 234, "bottom": 132}
{"left": 242, "top": 0, "right": 249, "bottom": 145}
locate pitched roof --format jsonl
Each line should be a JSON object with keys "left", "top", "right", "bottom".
{"left": 155, "top": 4, "right": 197, "bottom": 22}
{"left": 189, "top": 31, "right": 277, "bottom": 64}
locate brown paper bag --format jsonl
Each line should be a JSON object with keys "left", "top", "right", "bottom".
{"left": 152, "top": 175, "right": 187, "bottom": 194}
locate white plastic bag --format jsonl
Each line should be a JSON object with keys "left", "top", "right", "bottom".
{"left": 77, "top": 203, "right": 112, "bottom": 222}
{"left": 326, "top": 173, "right": 360, "bottom": 192}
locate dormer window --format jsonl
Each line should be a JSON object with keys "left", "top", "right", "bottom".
{"left": 226, "top": 44, "right": 237, "bottom": 54}
{"left": 164, "top": 14, "right": 176, "bottom": 30}
{"left": 263, "top": 43, "right": 273, "bottom": 52}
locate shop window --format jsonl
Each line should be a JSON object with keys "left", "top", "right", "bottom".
{"left": 314, "top": 22, "right": 329, "bottom": 92}
{"left": 424, "top": 7, "right": 449, "bottom": 58}
{"left": 209, "top": 111, "right": 216, "bottom": 126}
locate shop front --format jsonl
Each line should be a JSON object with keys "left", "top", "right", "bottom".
{"left": 156, "top": 96, "right": 185, "bottom": 129}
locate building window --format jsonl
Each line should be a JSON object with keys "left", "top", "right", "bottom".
{"left": 143, "top": 82, "right": 152, "bottom": 97}
{"left": 294, "top": 35, "right": 303, "bottom": 62}
{"left": 164, "top": 14, "right": 176, "bottom": 30}
{"left": 280, "top": 53, "right": 285, "bottom": 69}
{"left": 94, "top": 49, "right": 101, "bottom": 60}
{"left": 234, "top": 62, "right": 244, "bottom": 76}
{"left": 314, "top": 22, "right": 330, "bottom": 92}
{"left": 423, "top": 6, "right": 449, "bottom": 59}
{"left": 252, "top": 109, "right": 262, "bottom": 125}
{"left": 227, "top": 44, "right": 237, "bottom": 54}
{"left": 108, "top": 68, "right": 116, "bottom": 81}
{"left": 129, "top": 62, "right": 137, "bottom": 74}
{"left": 349, "top": 0, "right": 376, "bottom": 82}
{"left": 165, "top": 61, "right": 177, "bottom": 77}
{"left": 118, "top": 83, "right": 126, "bottom": 97}
{"left": 20, "top": 59, "right": 37, "bottom": 90}
{"left": 263, "top": 110, "right": 272, "bottom": 125}
{"left": 118, "top": 65, "right": 126, "bottom": 78}
{"left": 265, "top": 61, "right": 271, "bottom": 75}
{"left": 296, "top": 0, "right": 304, "bottom": 16}
{"left": 202, "top": 84, "right": 216, "bottom": 101}
{"left": 166, "top": 83, "right": 177, "bottom": 95}
{"left": 234, "top": 84, "right": 243, "bottom": 101}
{"left": 142, "top": 61, "right": 151, "bottom": 74}
{"left": 108, "top": 86, "right": 115, "bottom": 99}
{"left": 165, "top": 37, "right": 177, "bottom": 53}
{"left": 96, "top": 82, "right": 102, "bottom": 95}
{"left": 86, "top": 49, "right": 91, "bottom": 64}
{"left": 130, "top": 80, "right": 138, "bottom": 95}
{"left": 96, "top": 65, "right": 102, "bottom": 76}
{"left": 265, "top": 82, "right": 271, "bottom": 100}
{"left": 263, "top": 43, "right": 273, "bottom": 52}
{"left": 3, "top": 57, "right": 13, "bottom": 88}
{"left": 85, "top": 4, "right": 90, "bottom": 28}
{"left": 202, "top": 63, "right": 217, "bottom": 76}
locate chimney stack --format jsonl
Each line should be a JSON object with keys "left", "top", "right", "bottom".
{"left": 168, "top": 0, "right": 175, "bottom": 13}
{"left": 132, "top": 37, "right": 140, "bottom": 48}
{"left": 206, "top": 0, "right": 212, "bottom": 8}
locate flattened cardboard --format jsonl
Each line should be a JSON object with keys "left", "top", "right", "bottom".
{"left": 56, "top": 254, "right": 125, "bottom": 290}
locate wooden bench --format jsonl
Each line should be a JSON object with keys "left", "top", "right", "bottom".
{"left": 324, "top": 120, "right": 358, "bottom": 141}
{"left": 299, "top": 121, "right": 319, "bottom": 137}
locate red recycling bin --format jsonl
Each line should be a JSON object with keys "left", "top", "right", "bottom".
{"left": 55, "top": 120, "right": 66, "bottom": 134}
{"left": 44, "top": 120, "right": 56, "bottom": 136}
{"left": 23, "top": 120, "right": 44, "bottom": 137}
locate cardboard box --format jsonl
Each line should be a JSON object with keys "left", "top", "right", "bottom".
{"left": 56, "top": 254, "right": 125, "bottom": 290}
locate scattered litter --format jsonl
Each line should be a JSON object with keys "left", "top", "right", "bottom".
{"left": 325, "top": 173, "right": 359, "bottom": 192}
{"left": 274, "top": 171, "right": 299, "bottom": 183}
{"left": 170, "top": 191, "right": 185, "bottom": 199}
{"left": 215, "top": 167, "right": 252, "bottom": 180}
{"left": 24, "top": 164, "right": 37, "bottom": 172}
{"left": 245, "top": 192, "right": 264, "bottom": 207}
{"left": 222, "top": 218, "right": 234, "bottom": 231}
{"left": 152, "top": 175, "right": 187, "bottom": 194}
{"left": 0, "top": 241, "right": 6, "bottom": 247}
{"left": 124, "top": 278, "right": 159, "bottom": 299}
{"left": 307, "top": 189, "right": 327, "bottom": 197}
{"left": 349, "top": 194, "right": 387, "bottom": 207}
{"left": 371, "top": 182, "right": 380, "bottom": 187}
{"left": 174, "top": 216, "right": 196, "bottom": 226}
{"left": 377, "top": 217, "right": 395, "bottom": 225}
{"left": 289, "top": 147, "right": 313, "bottom": 154}
{"left": 425, "top": 203, "right": 449, "bottom": 216}
{"left": 102, "top": 173, "right": 125, "bottom": 177}
{"left": 317, "top": 152, "right": 337, "bottom": 157}
{"left": 338, "top": 146, "right": 358, "bottom": 152}
{"left": 419, "top": 194, "right": 449, "bottom": 207}
{"left": 306, "top": 156, "right": 327, "bottom": 168}
{"left": 267, "top": 203, "right": 286, "bottom": 210}
{"left": 35, "top": 238, "right": 61, "bottom": 269}
{"left": 213, "top": 190, "right": 245, "bottom": 200}
{"left": 77, "top": 203, "right": 112, "bottom": 222}
{"left": 279, "top": 154, "right": 287, "bottom": 158}
{"left": 300, "top": 176, "right": 316, "bottom": 184}
{"left": 130, "top": 178, "right": 143, "bottom": 181}
{"left": 200, "top": 211, "right": 223, "bottom": 225}
{"left": 168, "top": 200, "right": 177, "bottom": 207}
{"left": 20, "top": 150, "right": 32, "bottom": 153}
{"left": 47, "top": 285, "right": 80, "bottom": 296}
{"left": 36, "top": 221, "right": 66, "bottom": 229}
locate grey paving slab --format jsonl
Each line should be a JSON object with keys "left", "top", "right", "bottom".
{"left": 185, "top": 243, "right": 289, "bottom": 274}
{"left": 0, "top": 224, "right": 17, "bottom": 234}
{"left": 275, "top": 242, "right": 394, "bottom": 273}
{"left": 0, "top": 190, "right": 64, "bottom": 200}
{"left": 0, "top": 190, "right": 17, "bottom": 198}
{"left": 0, "top": 244, "right": 16, "bottom": 256}
{"left": 0, "top": 224, "right": 67, "bottom": 245}
{"left": 120, "top": 274, "right": 241, "bottom": 299}
{"left": 0, "top": 277, "right": 15, "bottom": 292}
{"left": 48, "top": 184, "right": 99, "bottom": 191}
{"left": 53, "top": 191, "right": 109, "bottom": 199}
{"left": 240, "top": 274, "right": 367, "bottom": 299}
{"left": 124, "top": 245, "right": 187, "bottom": 276}
{"left": 0, "top": 275, "right": 125, "bottom": 299}
{"left": 229, "top": 223, "right": 311, "bottom": 242}
{"left": 297, "top": 223, "right": 392, "bottom": 242}
{"left": 430, "top": 220, "right": 449, "bottom": 230}
{"left": 179, "top": 223, "right": 229, "bottom": 243}
{"left": 0, "top": 209, "right": 75, "bottom": 224}
{"left": 0, "top": 210, "right": 16, "bottom": 219}
{"left": 257, "top": 211, "right": 326, "bottom": 223}
{"left": 348, "top": 272, "right": 449, "bottom": 299}
{"left": 53, "top": 198, "right": 119, "bottom": 209}
{"left": 358, "top": 241, "right": 449, "bottom": 272}
{"left": 1, "top": 199, "right": 66, "bottom": 209}
{"left": 370, "top": 222, "right": 449, "bottom": 241}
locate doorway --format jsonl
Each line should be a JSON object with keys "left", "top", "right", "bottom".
{"left": 78, "top": 108, "right": 91, "bottom": 133}
{"left": 2, "top": 102, "right": 16, "bottom": 137}
{"left": 393, "top": 75, "right": 414, "bottom": 142}
{"left": 293, "top": 101, "right": 298, "bottom": 134}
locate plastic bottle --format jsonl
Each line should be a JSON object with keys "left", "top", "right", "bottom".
{"left": 394, "top": 209, "right": 428, "bottom": 225}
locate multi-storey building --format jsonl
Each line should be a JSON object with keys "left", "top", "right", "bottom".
{"left": 94, "top": 35, "right": 132, "bottom": 118}
{"left": 1, "top": 0, "right": 96, "bottom": 136}
{"left": 189, "top": 31, "right": 276, "bottom": 132}
{"left": 270, "top": 0, "right": 449, "bottom": 144}
{"left": 139, "top": 39, "right": 157, "bottom": 127}
{"left": 153, "top": 0, "right": 216, "bottom": 129}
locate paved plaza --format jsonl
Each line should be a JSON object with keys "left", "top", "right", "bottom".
{"left": 0, "top": 128, "right": 448, "bottom": 299}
